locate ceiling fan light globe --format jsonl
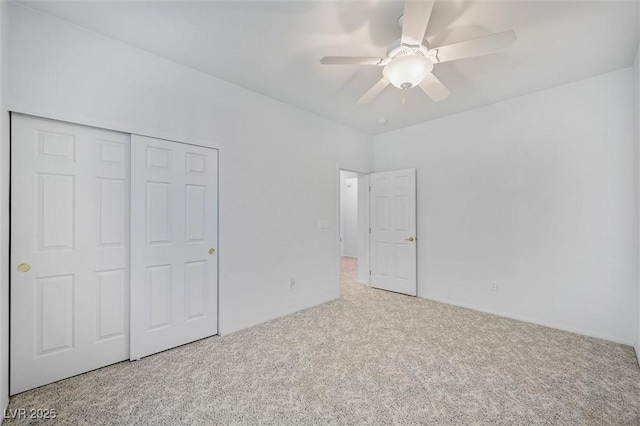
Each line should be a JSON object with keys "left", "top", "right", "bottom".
{"left": 383, "top": 55, "right": 433, "bottom": 89}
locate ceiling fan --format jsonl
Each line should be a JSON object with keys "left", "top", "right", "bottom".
{"left": 320, "top": 1, "right": 516, "bottom": 105}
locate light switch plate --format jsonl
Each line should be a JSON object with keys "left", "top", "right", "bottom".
{"left": 318, "top": 220, "right": 329, "bottom": 229}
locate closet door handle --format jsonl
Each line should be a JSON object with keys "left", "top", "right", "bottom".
{"left": 404, "top": 237, "right": 415, "bottom": 242}
{"left": 209, "top": 248, "right": 216, "bottom": 255}
{"left": 17, "top": 263, "right": 31, "bottom": 273}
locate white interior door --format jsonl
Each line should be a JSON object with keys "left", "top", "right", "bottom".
{"left": 130, "top": 135, "right": 218, "bottom": 360}
{"left": 369, "top": 169, "right": 417, "bottom": 296}
{"left": 11, "top": 114, "right": 130, "bottom": 394}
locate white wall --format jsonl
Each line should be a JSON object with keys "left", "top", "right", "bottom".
{"left": 340, "top": 172, "right": 358, "bottom": 257}
{"left": 375, "top": 68, "right": 637, "bottom": 345}
{"left": 6, "top": 2, "right": 373, "bottom": 344}
{"left": 0, "top": 0, "right": 9, "bottom": 412}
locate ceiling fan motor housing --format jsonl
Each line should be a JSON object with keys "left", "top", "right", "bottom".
{"left": 383, "top": 43, "right": 434, "bottom": 89}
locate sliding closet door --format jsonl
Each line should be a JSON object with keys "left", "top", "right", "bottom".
{"left": 130, "top": 135, "right": 218, "bottom": 360}
{"left": 11, "top": 114, "right": 130, "bottom": 394}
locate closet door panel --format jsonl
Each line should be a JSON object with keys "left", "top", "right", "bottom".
{"left": 11, "top": 114, "right": 130, "bottom": 395}
{"left": 130, "top": 135, "right": 218, "bottom": 360}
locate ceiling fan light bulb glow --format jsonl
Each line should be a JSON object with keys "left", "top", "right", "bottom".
{"left": 383, "top": 55, "right": 433, "bottom": 89}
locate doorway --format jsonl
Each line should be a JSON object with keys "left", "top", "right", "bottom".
{"left": 338, "top": 167, "right": 418, "bottom": 298}
{"left": 339, "top": 170, "right": 369, "bottom": 293}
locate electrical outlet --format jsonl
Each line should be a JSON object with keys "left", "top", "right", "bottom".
{"left": 289, "top": 277, "right": 296, "bottom": 290}
{"left": 490, "top": 281, "right": 498, "bottom": 291}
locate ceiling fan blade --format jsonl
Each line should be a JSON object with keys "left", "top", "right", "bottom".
{"left": 357, "top": 78, "right": 390, "bottom": 105}
{"left": 430, "top": 30, "right": 516, "bottom": 63}
{"left": 418, "top": 74, "right": 450, "bottom": 102}
{"left": 401, "top": 0, "right": 435, "bottom": 47}
{"left": 320, "top": 56, "right": 387, "bottom": 66}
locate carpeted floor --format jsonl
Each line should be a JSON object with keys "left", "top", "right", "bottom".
{"left": 6, "top": 257, "right": 640, "bottom": 425}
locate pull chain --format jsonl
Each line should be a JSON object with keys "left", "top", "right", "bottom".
{"left": 402, "top": 93, "right": 406, "bottom": 105}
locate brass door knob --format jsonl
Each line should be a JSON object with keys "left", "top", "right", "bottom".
{"left": 209, "top": 248, "right": 216, "bottom": 255}
{"left": 404, "top": 237, "right": 415, "bottom": 242}
{"left": 17, "top": 263, "right": 31, "bottom": 273}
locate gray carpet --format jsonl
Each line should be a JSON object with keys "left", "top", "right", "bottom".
{"left": 6, "top": 257, "right": 640, "bottom": 425}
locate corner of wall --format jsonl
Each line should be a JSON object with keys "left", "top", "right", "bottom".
{"left": 633, "top": 33, "right": 640, "bottom": 367}
{"left": 0, "top": 0, "right": 10, "bottom": 413}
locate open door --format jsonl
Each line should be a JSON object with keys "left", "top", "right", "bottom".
{"left": 369, "top": 169, "right": 417, "bottom": 296}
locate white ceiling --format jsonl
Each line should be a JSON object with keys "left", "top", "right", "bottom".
{"left": 19, "top": 0, "right": 640, "bottom": 134}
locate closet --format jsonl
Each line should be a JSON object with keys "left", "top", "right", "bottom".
{"left": 10, "top": 114, "right": 219, "bottom": 394}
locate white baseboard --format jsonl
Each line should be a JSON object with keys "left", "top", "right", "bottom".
{"left": 217, "top": 289, "right": 635, "bottom": 351}
{"left": 219, "top": 295, "right": 338, "bottom": 337}
{"left": 425, "top": 295, "right": 634, "bottom": 346}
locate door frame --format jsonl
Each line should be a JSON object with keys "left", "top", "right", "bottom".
{"left": 336, "top": 165, "right": 370, "bottom": 296}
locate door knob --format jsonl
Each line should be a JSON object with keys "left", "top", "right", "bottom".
{"left": 17, "top": 263, "right": 31, "bottom": 273}
{"left": 404, "top": 237, "right": 415, "bottom": 242}
{"left": 209, "top": 248, "right": 216, "bottom": 255}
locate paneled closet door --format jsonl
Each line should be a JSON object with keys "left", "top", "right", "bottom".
{"left": 11, "top": 114, "right": 130, "bottom": 395}
{"left": 130, "top": 135, "right": 218, "bottom": 360}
